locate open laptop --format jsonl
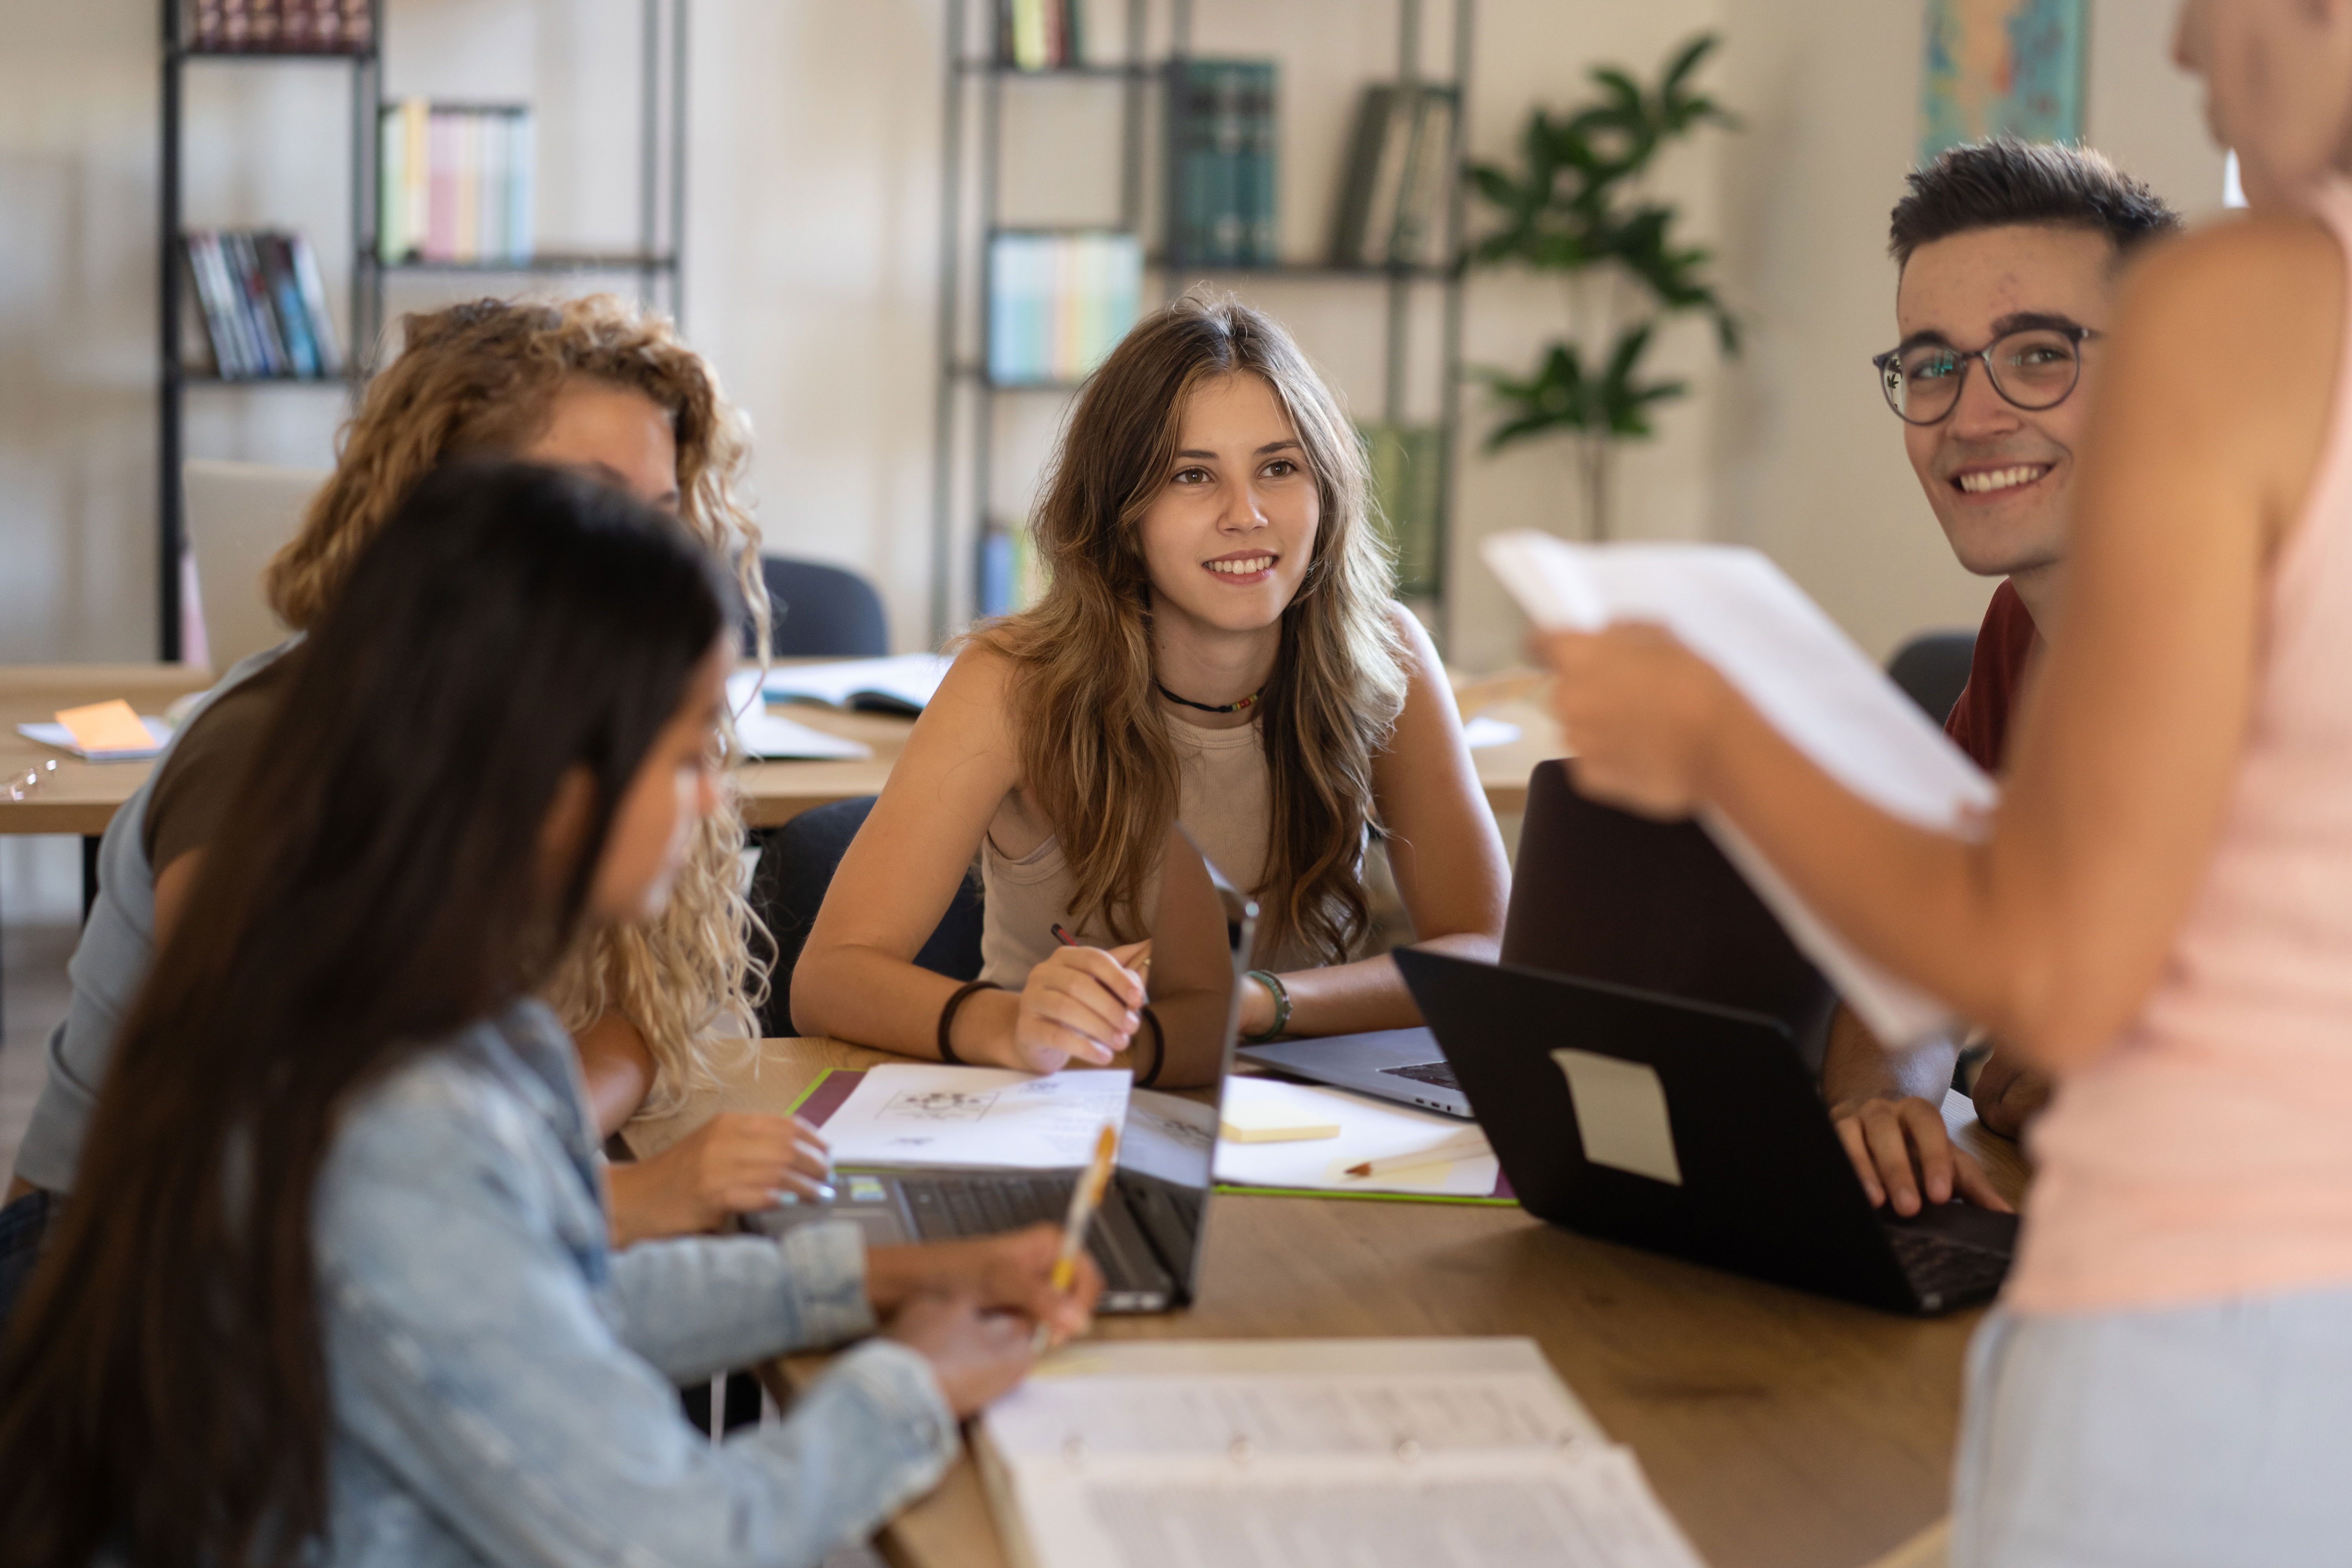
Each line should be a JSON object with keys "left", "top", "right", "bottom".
{"left": 752, "top": 822, "right": 1256, "bottom": 1314}
{"left": 1394, "top": 946, "right": 2015, "bottom": 1315}
{"left": 1240, "top": 758, "right": 1837, "bottom": 1112}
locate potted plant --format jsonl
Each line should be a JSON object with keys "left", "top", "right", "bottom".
{"left": 1470, "top": 34, "right": 1739, "bottom": 540}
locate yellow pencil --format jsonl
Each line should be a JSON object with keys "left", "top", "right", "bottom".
{"left": 1036, "top": 1121, "right": 1120, "bottom": 1352}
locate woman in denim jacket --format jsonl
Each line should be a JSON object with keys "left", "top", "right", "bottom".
{"left": 0, "top": 462, "right": 1094, "bottom": 1568}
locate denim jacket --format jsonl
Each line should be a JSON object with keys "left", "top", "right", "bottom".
{"left": 312, "top": 999, "right": 957, "bottom": 1567}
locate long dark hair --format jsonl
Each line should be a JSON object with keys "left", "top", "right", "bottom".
{"left": 0, "top": 462, "right": 733, "bottom": 1567}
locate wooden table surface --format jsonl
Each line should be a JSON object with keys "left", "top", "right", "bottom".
{"left": 627, "top": 1038, "right": 2028, "bottom": 1568}
{"left": 0, "top": 667, "right": 1564, "bottom": 837}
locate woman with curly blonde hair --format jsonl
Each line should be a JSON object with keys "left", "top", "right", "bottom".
{"left": 1, "top": 297, "right": 818, "bottom": 1300}
{"left": 794, "top": 295, "right": 1510, "bottom": 1084}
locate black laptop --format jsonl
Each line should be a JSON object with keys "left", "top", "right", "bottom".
{"left": 1240, "top": 757, "right": 1840, "bottom": 1113}
{"left": 751, "top": 822, "right": 1256, "bottom": 1314}
{"left": 1393, "top": 945, "right": 2014, "bottom": 1315}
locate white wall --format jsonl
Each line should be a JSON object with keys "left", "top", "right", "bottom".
{"left": 0, "top": 0, "right": 2228, "bottom": 671}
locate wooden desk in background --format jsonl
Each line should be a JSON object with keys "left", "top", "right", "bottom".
{"left": 0, "top": 669, "right": 1564, "bottom": 837}
{"left": 627, "top": 1039, "right": 2030, "bottom": 1568}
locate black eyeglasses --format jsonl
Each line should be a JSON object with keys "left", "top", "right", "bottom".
{"left": 1871, "top": 323, "right": 2103, "bottom": 425}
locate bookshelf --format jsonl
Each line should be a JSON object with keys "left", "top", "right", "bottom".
{"left": 155, "top": 0, "right": 690, "bottom": 661}
{"left": 928, "top": 0, "right": 1475, "bottom": 644}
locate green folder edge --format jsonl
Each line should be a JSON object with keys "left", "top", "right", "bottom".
{"left": 782, "top": 1066, "right": 1519, "bottom": 1209}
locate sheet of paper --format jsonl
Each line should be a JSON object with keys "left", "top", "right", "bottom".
{"left": 17, "top": 717, "right": 172, "bottom": 761}
{"left": 1481, "top": 531, "right": 1996, "bottom": 1045}
{"left": 724, "top": 670, "right": 875, "bottom": 759}
{"left": 760, "top": 651, "right": 953, "bottom": 712}
{"left": 1461, "top": 713, "right": 1523, "bottom": 749}
{"left": 1004, "top": 1448, "right": 1709, "bottom": 1568}
{"left": 1213, "top": 1078, "right": 1499, "bottom": 1197}
{"left": 56, "top": 700, "right": 160, "bottom": 755}
{"left": 821, "top": 1063, "right": 1131, "bottom": 1171}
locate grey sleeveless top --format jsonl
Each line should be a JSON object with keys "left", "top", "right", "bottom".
{"left": 978, "top": 711, "right": 1332, "bottom": 987}
{"left": 13, "top": 641, "right": 296, "bottom": 1192}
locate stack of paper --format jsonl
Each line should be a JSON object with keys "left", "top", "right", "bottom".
{"left": 979, "top": 1338, "right": 1708, "bottom": 1568}
{"left": 18, "top": 700, "right": 172, "bottom": 762}
{"left": 1210, "top": 1079, "right": 1501, "bottom": 1199}
{"left": 1481, "top": 532, "right": 1996, "bottom": 1046}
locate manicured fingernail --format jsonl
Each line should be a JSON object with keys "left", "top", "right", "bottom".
{"left": 813, "top": 1182, "right": 837, "bottom": 1203}
{"left": 771, "top": 1191, "right": 801, "bottom": 1208}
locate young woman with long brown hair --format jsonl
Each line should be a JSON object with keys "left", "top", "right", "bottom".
{"left": 792, "top": 296, "right": 1509, "bottom": 1083}
{"left": 0, "top": 297, "right": 808, "bottom": 1321}
{"left": 0, "top": 463, "right": 1089, "bottom": 1568}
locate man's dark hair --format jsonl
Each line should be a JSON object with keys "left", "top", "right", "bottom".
{"left": 1889, "top": 136, "right": 2183, "bottom": 267}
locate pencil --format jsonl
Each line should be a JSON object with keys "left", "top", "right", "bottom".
{"left": 1343, "top": 1126, "right": 1490, "bottom": 1179}
{"left": 1036, "top": 1120, "right": 1120, "bottom": 1353}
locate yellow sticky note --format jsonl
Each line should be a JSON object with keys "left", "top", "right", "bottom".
{"left": 1218, "top": 1101, "right": 1341, "bottom": 1144}
{"left": 55, "top": 700, "right": 154, "bottom": 754}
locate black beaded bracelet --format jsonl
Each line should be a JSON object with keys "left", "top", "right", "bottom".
{"left": 1135, "top": 1005, "right": 1167, "bottom": 1089}
{"left": 936, "top": 979, "right": 1000, "bottom": 1064}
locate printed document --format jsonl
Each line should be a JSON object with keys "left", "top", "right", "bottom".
{"left": 724, "top": 671, "right": 873, "bottom": 759}
{"left": 980, "top": 1338, "right": 1707, "bottom": 1568}
{"left": 761, "top": 651, "right": 953, "bottom": 713}
{"left": 1482, "top": 532, "right": 1996, "bottom": 1045}
{"left": 821, "top": 1063, "right": 1131, "bottom": 1171}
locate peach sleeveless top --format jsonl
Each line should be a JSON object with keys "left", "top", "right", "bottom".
{"left": 2007, "top": 183, "right": 2352, "bottom": 1313}
{"left": 977, "top": 711, "right": 1323, "bottom": 988}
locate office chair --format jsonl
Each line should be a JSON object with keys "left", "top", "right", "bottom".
{"left": 1886, "top": 631, "right": 1976, "bottom": 725}
{"left": 758, "top": 556, "right": 889, "bottom": 659}
{"left": 750, "top": 796, "right": 984, "bottom": 1039}
{"left": 183, "top": 459, "right": 328, "bottom": 671}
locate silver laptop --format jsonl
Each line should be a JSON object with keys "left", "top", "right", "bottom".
{"left": 753, "top": 822, "right": 1256, "bottom": 1313}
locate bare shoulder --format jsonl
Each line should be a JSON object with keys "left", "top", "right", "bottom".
{"left": 1383, "top": 599, "right": 1444, "bottom": 679}
{"left": 908, "top": 639, "right": 1023, "bottom": 764}
{"left": 2118, "top": 213, "right": 2342, "bottom": 378}
{"left": 2111, "top": 214, "right": 2344, "bottom": 526}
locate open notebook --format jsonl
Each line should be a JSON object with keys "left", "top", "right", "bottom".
{"left": 977, "top": 1338, "right": 1706, "bottom": 1568}
{"left": 1482, "top": 532, "right": 1997, "bottom": 1046}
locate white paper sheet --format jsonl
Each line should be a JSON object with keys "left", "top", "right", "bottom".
{"left": 822, "top": 1063, "right": 1131, "bottom": 1171}
{"left": 16, "top": 717, "right": 173, "bottom": 761}
{"left": 760, "top": 651, "right": 953, "bottom": 713}
{"left": 1462, "top": 714, "right": 1523, "bottom": 749}
{"left": 723, "top": 670, "right": 876, "bottom": 759}
{"left": 1212, "top": 1078, "right": 1500, "bottom": 1197}
{"left": 1481, "top": 531, "right": 1997, "bottom": 1045}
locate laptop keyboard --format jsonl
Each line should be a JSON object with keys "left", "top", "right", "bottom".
{"left": 897, "top": 1174, "right": 1164, "bottom": 1296}
{"left": 1885, "top": 1225, "right": 2011, "bottom": 1312}
{"left": 1379, "top": 1060, "right": 1459, "bottom": 1091}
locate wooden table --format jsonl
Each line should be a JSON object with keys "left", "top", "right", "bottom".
{"left": 0, "top": 668, "right": 1564, "bottom": 838}
{"left": 627, "top": 1039, "right": 2029, "bottom": 1568}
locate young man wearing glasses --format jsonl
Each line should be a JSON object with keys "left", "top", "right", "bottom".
{"left": 1826, "top": 138, "right": 2182, "bottom": 1215}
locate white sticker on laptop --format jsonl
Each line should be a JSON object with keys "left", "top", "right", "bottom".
{"left": 1552, "top": 1049, "right": 1683, "bottom": 1186}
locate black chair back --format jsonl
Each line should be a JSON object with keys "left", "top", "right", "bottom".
{"left": 750, "top": 796, "right": 983, "bottom": 1038}
{"left": 1886, "top": 630, "right": 1976, "bottom": 725}
{"left": 759, "top": 556, "right": 889, "bottom": 659}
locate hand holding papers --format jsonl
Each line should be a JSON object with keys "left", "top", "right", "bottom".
{"left": 1483, "top": 531, "right": 1997, "bottom": 1045}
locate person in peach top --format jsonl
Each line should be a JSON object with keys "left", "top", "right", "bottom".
{"left": 1537, "top": 0, "right": 2352, "bottom": 1561}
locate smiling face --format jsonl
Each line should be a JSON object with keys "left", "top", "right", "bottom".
{"left": 1137, "top": 372, "right": 1320, "bottom": 639}
{"left": 1895, "top": 223, "right": 2119, "bottom": 583}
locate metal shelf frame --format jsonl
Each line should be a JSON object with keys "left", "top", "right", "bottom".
{"left": 927, "top": 0, "right": 1474, "bottom": 644}
{"left": 155, "top": 0, "right": 690, "bottom": 661}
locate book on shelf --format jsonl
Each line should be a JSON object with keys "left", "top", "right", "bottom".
{"left": 1330, "top": 83, "right": 1458, "bottom": 268}
{"left": 986, "top": 230, "right": 1142, "bottom": 387}
{"left": 976, "top": 517, "right": 1050, "bottom": 619}
{"left": 377, "top": 101, "right": 534, "bottom": 267}
{"left": 1165, "top": 59, "right": 1278, "bottom": 269}
{"left": 1363, "top": 423, "right": 1445, "bottom": 593}
{"left": 995, "top": 0, "right": 1083, "bottom": 71}
{"left": 180, "top": 229, "right": 343, "bottom": 381}
{"left": 187, "top": 0, "right": 371, "bottom": 53}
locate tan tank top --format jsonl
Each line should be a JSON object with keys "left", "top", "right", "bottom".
{"left": 979, "top": 711, "right": 1322, "bottom": 986}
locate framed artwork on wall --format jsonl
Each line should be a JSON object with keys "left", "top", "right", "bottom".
{"left": 1920, "top": 0, "right": 2086, "bottom": 163}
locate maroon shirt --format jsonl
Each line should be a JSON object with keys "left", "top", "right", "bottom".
{"left": 1944, "top": 578, "right": 2042, "bottom": 772}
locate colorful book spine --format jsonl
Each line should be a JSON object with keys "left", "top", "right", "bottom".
{"left": 986, "top": 230, "right": 1142, "bottom": 387}
{"left": 380, "top": 102, "right": 532, "bottom": 265}
{"left": 997, "top": 0, "right": 1081, "bottom": 70}
{"left": 180, "top": 228, "right": 343, "bottom": 379}
{"left": 1167, "top": 60, "right": 1278, "bottom": 268}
